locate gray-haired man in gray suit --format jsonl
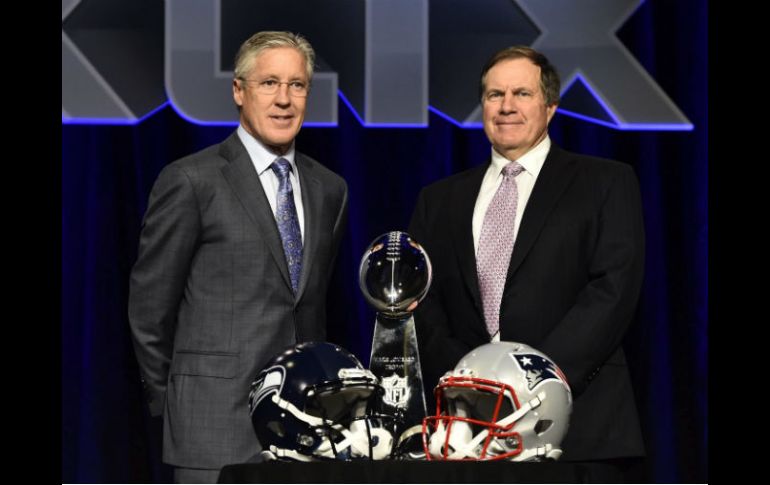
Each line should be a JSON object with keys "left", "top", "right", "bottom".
{"left": 129, "top": 31, "right": 348, "bottom": 483}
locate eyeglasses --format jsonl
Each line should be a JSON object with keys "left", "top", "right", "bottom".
{"left": 239, "top": 78, "right": 309, "bottom": 97}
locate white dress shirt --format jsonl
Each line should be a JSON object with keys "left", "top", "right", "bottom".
{"left": 237, "top": 125, "right": 305, "bottom": 240}
{"left": 472, "top": 136, "right": 551, "bottom": 341}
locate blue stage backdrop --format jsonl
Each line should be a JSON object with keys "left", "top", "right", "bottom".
{"left": 62, "top": 0, "right": 706, "bottom": 482}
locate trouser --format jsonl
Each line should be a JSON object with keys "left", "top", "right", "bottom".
{"left": 173, "top": 467, "right": 221, "bottom": 484}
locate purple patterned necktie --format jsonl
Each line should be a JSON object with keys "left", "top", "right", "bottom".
{"left": 476, "top": 161, "right": 525, "bottom": 337}
{"left": 271, "top": 158, "right": 303, "bottom": 294}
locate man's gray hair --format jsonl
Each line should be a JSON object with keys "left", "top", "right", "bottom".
{"left": 234, "top": 31, "right": 315, "bottom": 82}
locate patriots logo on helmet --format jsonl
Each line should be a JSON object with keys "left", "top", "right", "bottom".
{"left": 249, "top": 366, "right": 285, "bottom": 414}
{"left": 510, "top": 353, "right": 568, "bottom": 392}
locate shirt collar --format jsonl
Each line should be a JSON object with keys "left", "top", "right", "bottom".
{"left": 490, "top": 135, "right": 551, "bottom": 179}
{"left": 237, "top": 124, "right": 297, "bottom": 175}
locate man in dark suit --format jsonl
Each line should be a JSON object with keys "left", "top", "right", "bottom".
{"left": 409, "top": 46, "right": 645, "bottom": 479}
{"left": 128, "top": 31, "right": 347, "bottom": 483}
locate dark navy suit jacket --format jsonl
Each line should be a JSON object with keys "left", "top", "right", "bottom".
{"left": 409, "top": 144, "right": 645, "bottom": 460}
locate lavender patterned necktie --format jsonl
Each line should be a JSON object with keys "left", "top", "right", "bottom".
{"left": 271, "top": 158, "right": 303, "bottom": 294}
{"left": 476, "top": 161, "right": 525, "bottom": 338}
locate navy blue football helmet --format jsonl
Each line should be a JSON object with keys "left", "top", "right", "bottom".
{"left": 249, "top": 342, "right": 398, "bottom": 461}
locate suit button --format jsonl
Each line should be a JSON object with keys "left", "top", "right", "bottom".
{"left": 140, "top": 376, "right": 153, "bottom": 402}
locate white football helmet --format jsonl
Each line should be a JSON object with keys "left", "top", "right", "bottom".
{"left": 422, "top": 341, "right": 572, "bottom": 461}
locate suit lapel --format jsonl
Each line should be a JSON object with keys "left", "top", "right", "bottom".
{"left": 504, "top": 145, "right": 578, "bottom": 290}
{"left": 451, "top": 164, "right": 488, "bottom": 321}
{"left": 219, "top": 133, "right": 293, "bottom": 293}
{"left": 295, "top": 153, "right": 322, "bottom": 301}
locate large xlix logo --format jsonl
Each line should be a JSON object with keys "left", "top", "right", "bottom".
{"left": 62, "top": 0, "right": 692, "bottom": 130}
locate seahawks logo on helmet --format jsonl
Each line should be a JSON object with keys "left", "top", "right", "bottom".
{"left": 510, "top": 353, "right": 569, "bottom": 392}
{"left": 249, "top": 366, "right": 285, "bottom": 414}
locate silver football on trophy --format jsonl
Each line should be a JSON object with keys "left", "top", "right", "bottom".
{"left": 359, "top": 231, "right": 432, "bottom": 317}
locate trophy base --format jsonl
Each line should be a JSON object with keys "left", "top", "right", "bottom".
{"left": 369, "top": 313, "right": 427, "bottom": 455}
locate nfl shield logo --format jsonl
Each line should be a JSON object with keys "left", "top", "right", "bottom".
{"left": 381, "top": 373, "right": 411, "bottom": 408}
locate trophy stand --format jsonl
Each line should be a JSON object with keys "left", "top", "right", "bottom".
{"left": 369, "top": 313, "right": 426, "bottom": 448}
{"left": 360, "top": 231, "right": 432, "bottom": 457}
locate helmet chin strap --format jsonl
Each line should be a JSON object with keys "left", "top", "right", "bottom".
{"left": 271, "top": 394, "right": 393, "bottom": 460}
{"left": 316, "top": 422, "right": 393, "bottom": 459}
{"left": 514, "top": 443, "right": 562, "bottom": 461}
{"left": 428, "top": 419, "right": 473, "bottom": 458}
{"left": 398, "top": 424, "right": 424, "bottom": 444}
{"left": 269, "top": 446, "right": 315, "bottom": 462}
{"left": 437, "top": 392, "right": 546, "bottom": 460}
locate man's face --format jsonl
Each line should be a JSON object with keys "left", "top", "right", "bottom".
{"left": 482, "top": 58, "right": 557, "bottom": 161}
{"left": 233, "top": 47, "right": 308, "bottom": 154}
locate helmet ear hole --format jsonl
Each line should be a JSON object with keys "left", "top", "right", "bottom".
{"left": 534, "top": 419, "right": 552, "bottom": 435}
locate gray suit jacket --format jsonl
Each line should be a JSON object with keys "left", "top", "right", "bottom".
{"left": 128, "top": 132, "right": 348, "bottom": 468}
